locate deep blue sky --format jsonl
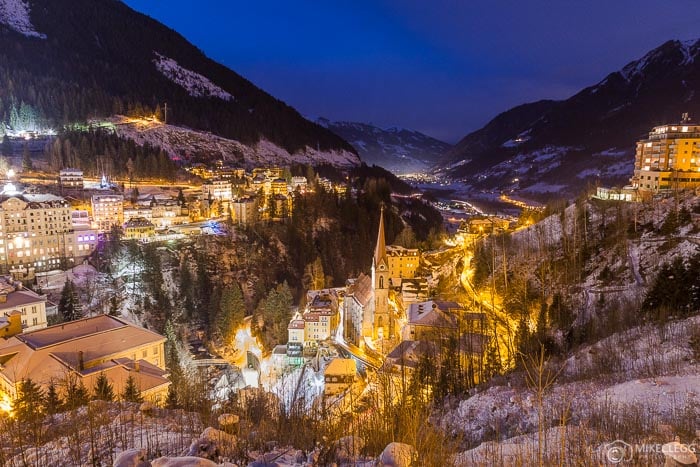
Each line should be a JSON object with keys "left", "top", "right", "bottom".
{"left": 124, "top": 0, "right": 700, "bottom": 143}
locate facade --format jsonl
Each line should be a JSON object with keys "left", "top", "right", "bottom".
{"left": 631, "top": 117, "right": 700, "bottom": 192}
{"left": 302, "top": 290, "right": 339, "bottom": 343}
{"left": 0, "top": 314, "right": 169, "bottom": 403}
{"left": 0, "top": 277, "right": 48, "bottom": 332}
{"left": 594, "top": 186, "right": 640, "bottom": 202}
{"left": 91, "top": 194, "right": 124, "bottom": 232}
{"left": 270, "top": 178, "right": 288, "bottom": 196}
{"left": 124, "top": 217, "right": 155, "bottom": 240}
{"left": 231, "top": 197, "right": 257, "bottom": 225}
{"left": 0, "top": 195, "right": 96, "bottom": 273}
{"left": 58, "top": 169, "right": 84, "bottom": 189}
{"left": 323, "top": 358, "right": 357, "bottom": 396}
{"left": 202, "top": 179, "right": 233, "bottom": 201}
{"left": 403, "top": 300, "right": 486, "bottom": 341}
{"left": 343, "top": 274, "right": 373, "bottom": 348}
{"left": 386, "top": 245, "right": 420, "bottom": 279}
{"left": 287, "top": 315, "right": 305, "bottom": 344}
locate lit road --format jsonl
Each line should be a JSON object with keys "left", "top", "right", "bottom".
{"left": 454, "top": 240, "right": 517, "bottom": 369}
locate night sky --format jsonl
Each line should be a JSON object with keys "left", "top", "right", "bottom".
{"left": 123, "top": 0, "right": 700, "bottom": 143}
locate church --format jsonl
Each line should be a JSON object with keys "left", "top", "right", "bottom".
{"left": 344, "top": 207, "right": 401, "bottom": 350}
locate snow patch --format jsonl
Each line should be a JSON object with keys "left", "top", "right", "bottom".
{"left": 0, "top": 0, "right": 45, "bottom": 38}
{"left": 104, "top": 116, "right": 360, "bottom": 168}
{"left": 153, "top": 52, "right": 233, "bottom": 101}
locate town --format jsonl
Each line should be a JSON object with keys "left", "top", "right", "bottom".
{"left": 0, "top": 115, "right": 698, "bottom": 438}
{"left": 1, "top": 1, "right": 700, "bottom": 462}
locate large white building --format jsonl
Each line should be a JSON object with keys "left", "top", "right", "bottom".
{"left": 202, "top": 179, "right": 232, "bottom": 201}
{"left": 0, "top": 194, "right": 97, "bottom": 273}
{"left": 91, "top": 194, "right": 124, "bottom": 232}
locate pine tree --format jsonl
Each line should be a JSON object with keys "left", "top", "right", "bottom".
{"left": 15, "top": 378, "right": 45, "bottom": 423}
{"left": 59, "top": 279, "right": 82, "bottom": 322}
{"left": 165, "top": 383, "right": 179, "bottom": 409}
{"left": 109, "top": 295, "right": 119, "bottom": 316}
{"left": 217, "top": 283, "right": 245, "bottom": 341}
{"left": 43, "top": 380, "right": 63, "bottom": 415}
{"left": 64, "top": 377, "right": 90, "bottom": 410}
{"left": 93, "top": 372, "right": 115, "bottom": 401}
{"left": 122, "top": 374, "right": 143, "bottom": 402}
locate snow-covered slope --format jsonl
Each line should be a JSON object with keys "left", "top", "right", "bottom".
{"left": 153, "top": 52, "right": 233, "bottom": 101}
{"left": 0, "top": 0, "right": 45, "bottom": 38}
{"left": 107, "top": 116, "right": 360, "bottom": 168}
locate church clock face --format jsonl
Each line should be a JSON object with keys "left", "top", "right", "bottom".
{"left": 379, "top": 265, "right": 385, "bottom": 271}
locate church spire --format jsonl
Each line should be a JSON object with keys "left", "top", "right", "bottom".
{"left": 374, "top": 205, "right": 387, "bottom": 266}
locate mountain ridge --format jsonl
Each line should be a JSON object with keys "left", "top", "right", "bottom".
{"left": 0, "top": 0, "right": 359, "bottom": 167}
{"left": 439, "top": 38, "right": 700, "bottom": 199}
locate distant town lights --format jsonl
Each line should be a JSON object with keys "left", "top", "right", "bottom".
{"left": 6, "top": 169, "right": 15, "bottom": 179}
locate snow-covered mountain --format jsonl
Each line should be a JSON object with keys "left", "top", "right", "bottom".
{"left": 0, "top": 0, "right": 358, "bottom": 167}
{"left": 438, "top": 39, "right": 700, "bottom": 199}
{"left": 315, "top": 118, "right": 451, "bottom": 174}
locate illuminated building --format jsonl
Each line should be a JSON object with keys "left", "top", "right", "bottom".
{"left": 124, "top": 217, "right": 155, "bottom": 240}
{"left": 371, "top": 207, "right": 391, "bottom": 341}
{"left": 0, "top": 315, "right": 169, "bottom": 404}
{"left": 302, "top": 290, "right": 339, "bottom": 343}
{"left": 386, "top": 245, "right": 420, "bottom": 279}
{"left": 0, "top": 194, "right": 97, "bottom": 274}
{"left": 58, "top": 168, "right": 84, "bottom": 189}
{"left": 202, "top": 179, "right": 232, "bottom": 201}
{"left": 91, "top": 194, "right": 124, "bottom": 232}
{"left": 631, "top": 115, "right": 700, "bottom": 192}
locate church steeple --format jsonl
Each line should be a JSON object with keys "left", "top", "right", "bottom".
{"left": 374, "top": 205, "right": 387, "bottom": 267}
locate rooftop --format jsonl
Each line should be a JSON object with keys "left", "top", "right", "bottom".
{"left": 0, "top": 289, "right": 46, "bottom": 311}
{"left": 16, "top": 314, "right": 159, "bottom": 349}
{"left": 324, "top": 358, "right": 356, "bottom": 376}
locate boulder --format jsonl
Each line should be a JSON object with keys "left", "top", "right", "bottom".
{"left": 662, "top": 441, "right": 697, "bottom": 466}
{"left": 379, "top": 442, "right": 417, "bottom": 467}
{"left": 151, "top": 457, "right": 218, "bottom": 467}
{"left": 113, "top": 448, "right": 151, "bottom": 467}
{"left": 202, "top": 426, "right": 237, "bottom": 448}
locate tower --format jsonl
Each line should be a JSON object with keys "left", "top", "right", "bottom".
{"left": 371, "top": 206, "right": 390, "bottom": 341}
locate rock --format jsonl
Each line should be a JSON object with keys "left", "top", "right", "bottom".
{"left": 379, "top": 442, "right": 417, "bottom": 467}
{"left": 113, "top": 448, "right": 151, "bottom": 467}
{"left": 151, "top": 457, "right": 218, "bottom": 467}
{"left": 662, "top": 441, "right": 697, "bottom": 466}
{"left": 202, "top": 426, "right": 237, "bottom": 448}
{"left": 217, "top": 413, "right": 239, "bottom": 427}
